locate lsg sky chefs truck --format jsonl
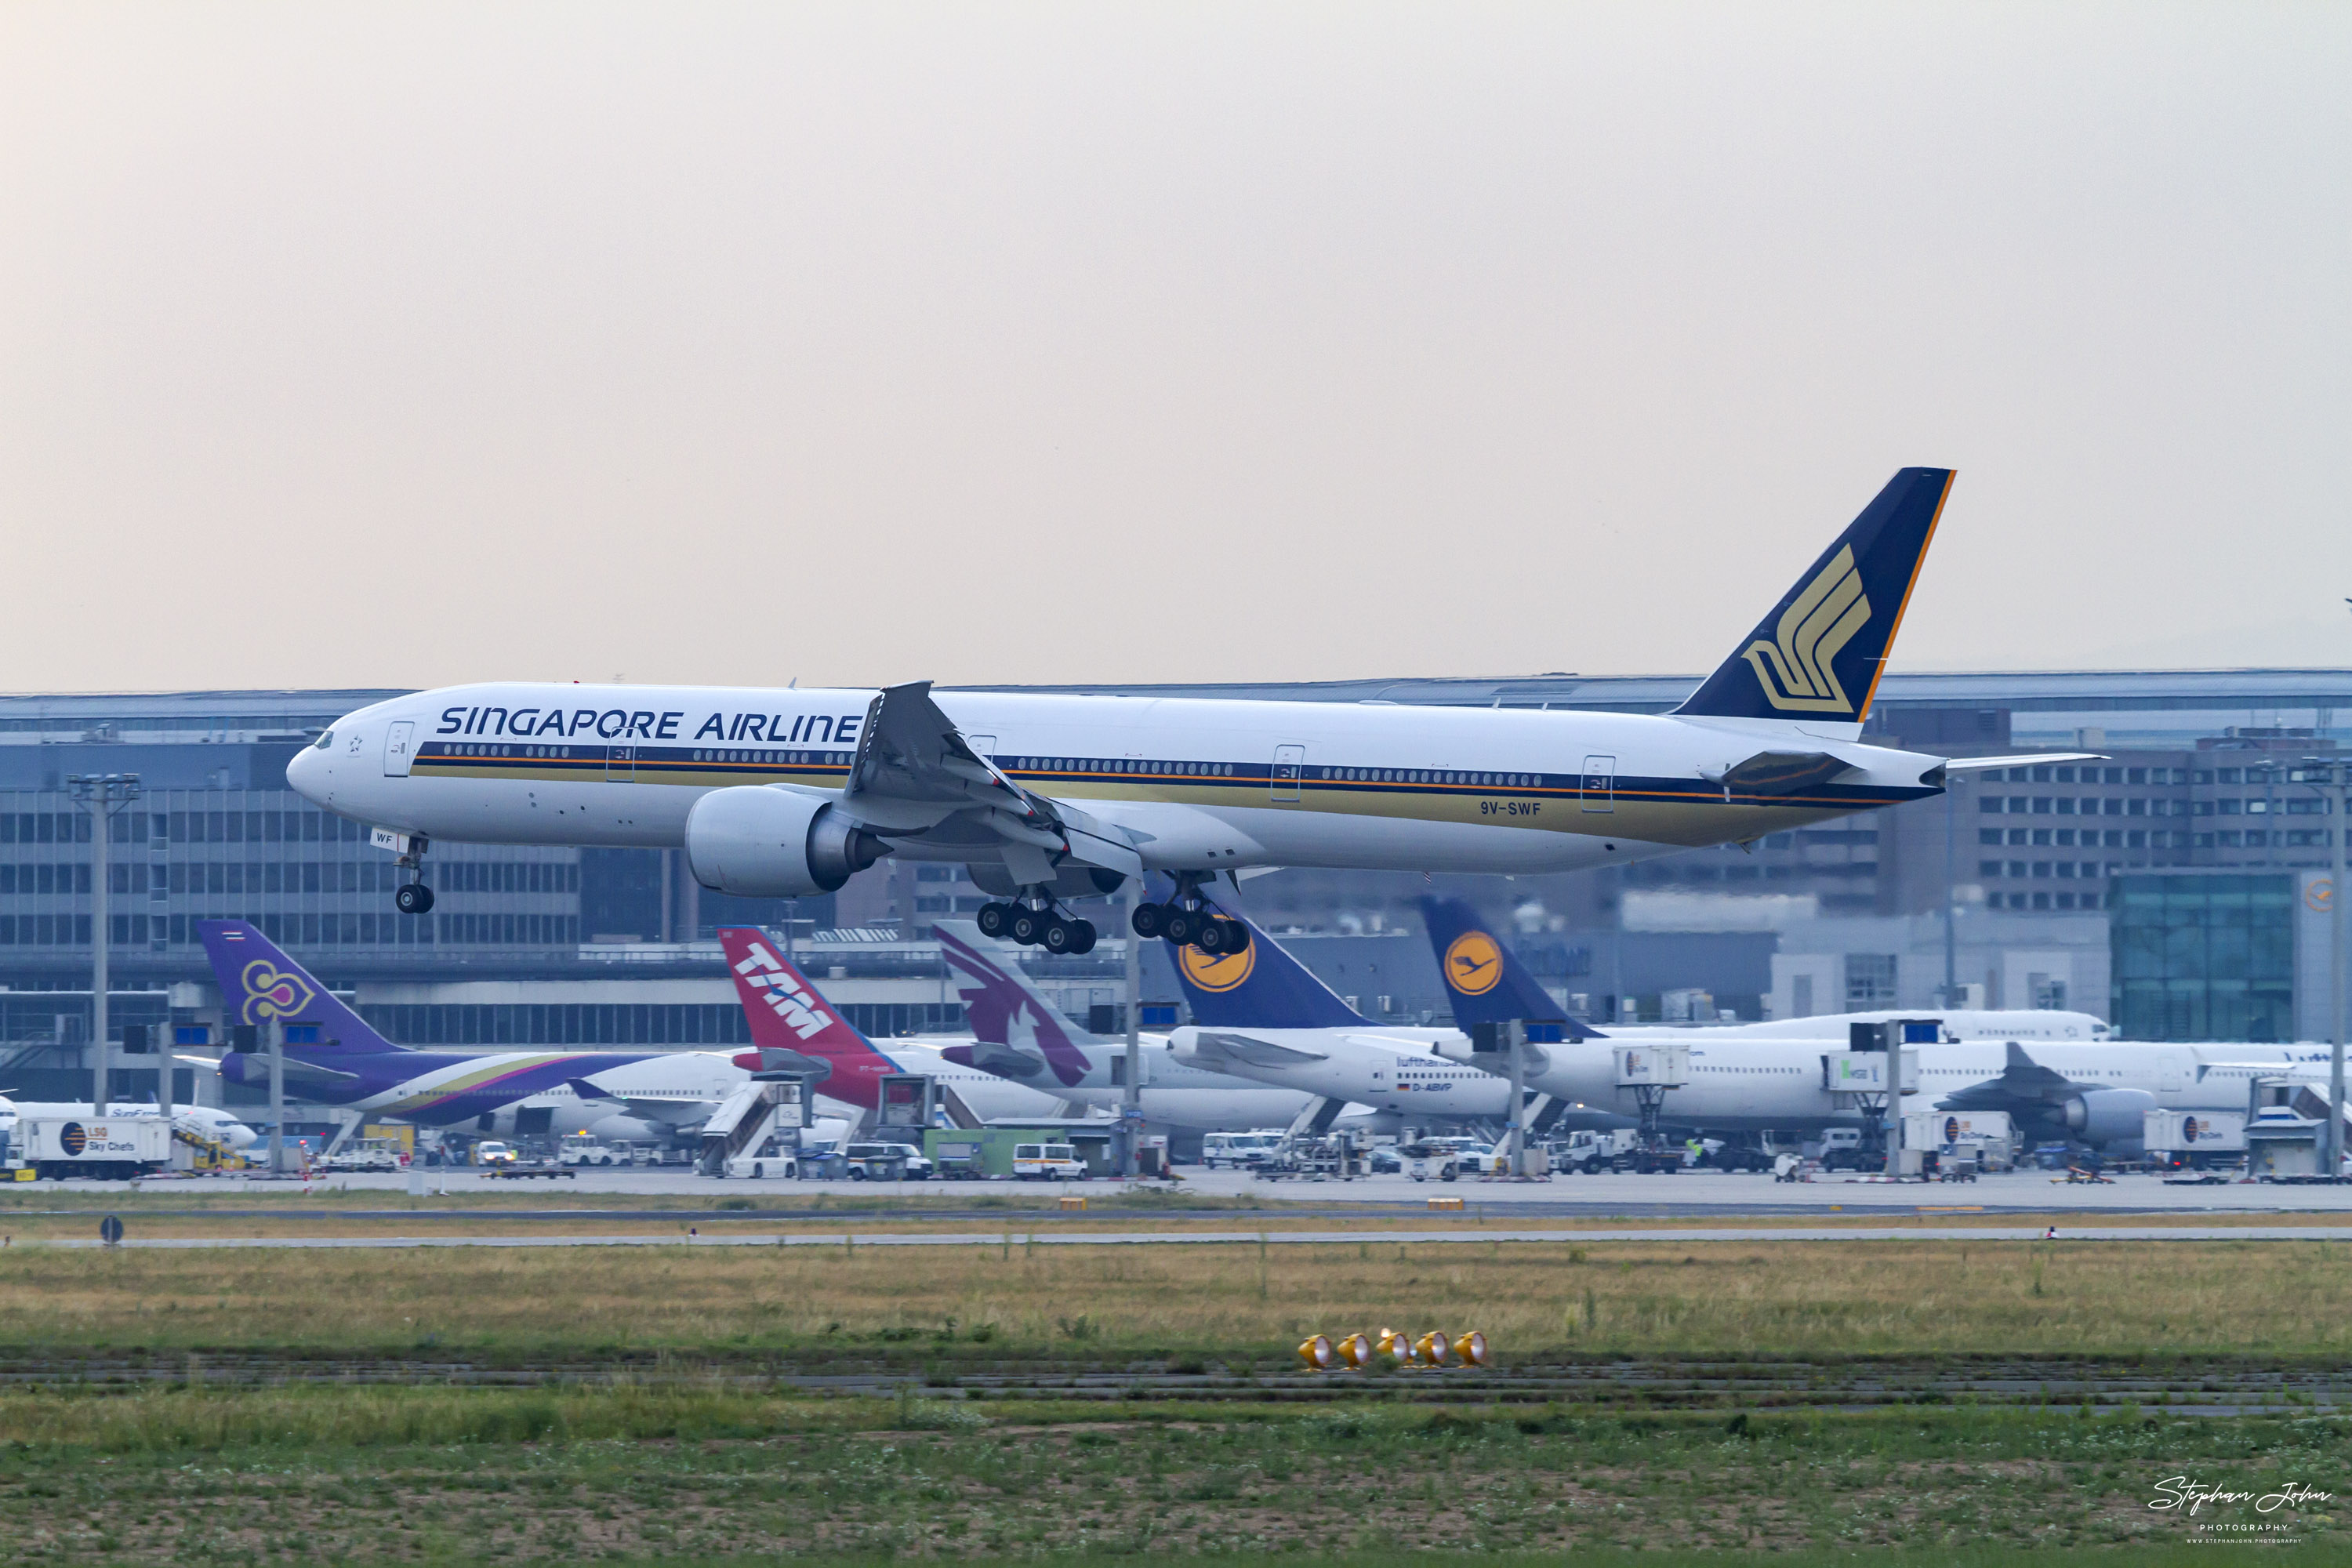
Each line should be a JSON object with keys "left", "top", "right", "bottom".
{"left": 16, "top": 1117, "right": 172, "bottom": 1181}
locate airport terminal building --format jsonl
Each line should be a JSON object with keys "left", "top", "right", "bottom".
{"left": 0, "top": 668, "right": 2345, "bottom": 1098}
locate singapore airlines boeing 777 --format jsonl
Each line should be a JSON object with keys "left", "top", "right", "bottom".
{"left": 288, "top": 470, "right": 2084, "bottom": 955}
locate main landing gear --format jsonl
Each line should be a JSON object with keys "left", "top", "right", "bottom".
{"left": 1131, "top": 875, "right": 1250, "bottom": 956}
{"left": 976, "top": 897, "right": 1098, "bottom": 956}
{"left": 391, "top": 833, "right": 436, "bottom": 915}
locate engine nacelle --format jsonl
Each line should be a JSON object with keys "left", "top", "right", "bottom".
{"left": 684, "top": 786, "right": 888, "bottom": 898}
{"left": 2062, "top": 1087, "right": 2157, "bottom": 1145}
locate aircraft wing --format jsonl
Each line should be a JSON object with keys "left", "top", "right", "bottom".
{"left": 272, "top": 1058, "right": 364, "bottom": 1087}
{"left": 1936, "top": 1041, "right": 2088, "bottom": 1110}
{"left": 565, "top": 1079, "right": 723, "bottom": 1125}
{"left": 1190, "top": 1032, "right": 1331, "bottom": 1070}
{"left": 839, "top": 682, "right": 1142, "bottom": 881}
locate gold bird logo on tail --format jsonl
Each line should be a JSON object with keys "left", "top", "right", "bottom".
{"left": 1740, "top": 545, "right": 1871, "bottom": 713}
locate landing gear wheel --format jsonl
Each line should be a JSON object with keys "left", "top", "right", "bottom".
{"left": 1041, "top": 918, "right": 1075, "bottom": 955}
{"left": 1066, "top": 920, "right": 1098, "bottom": 956}
{"left": 1193, "top": 917, "right": 1231, "bottom": 955}
{"left": 1009, "top": 907, "right": 1048, "bottom": 946}
{"left": 976, "top": 902, "right": 1012, "bottom": 939}
{"left": 1218, "top": 918, "right": 1249, "bottom": 953}
{"left": 395, "top": 883, "right": 435, "bottom": 915}
{"left": 1130, "top": 902, "right": 1165, "bottom": 940}
{"left": 1161, "top": 908, "right": 1197, "bottom": 946}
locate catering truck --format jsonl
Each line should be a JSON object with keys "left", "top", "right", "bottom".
{"left": 20, "top": 1116, "right": 172, "bottom": 1181}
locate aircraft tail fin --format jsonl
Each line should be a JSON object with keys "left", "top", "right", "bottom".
{"left": 1674, "top": 467, "right": 1955, "bottom": 727}
{"left": 196, "top": 920, "right": 402, "bottom": 1053}
{"left": 1170, "top": 916, "right": 1370, "bottom": 1029}
{"left": 715, "top": 927, "right": 894, "bottom": 1087}
{"left": 934, "top": 921, "right": 1094, "bottom": 1086}
{"left": 1417, "top": 897, "right": 1570, "bottom": 1029}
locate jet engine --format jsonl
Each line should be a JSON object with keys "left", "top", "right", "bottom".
{"left": 2061, "top": 1087, "right": 2158, "bottom": 1145}
{"left": 684, "top": 786, "right": 889, "bottom": 898}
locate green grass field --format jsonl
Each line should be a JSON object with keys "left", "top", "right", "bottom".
{"left": 3, "top": 1227, "right": 2348, "bottom": 1561}
{"left": 5, "top": 1232, "right": 2352, "bottom": 1359}
{"left": 0, "top": 1393, "right": 2343, "bottom": 1561}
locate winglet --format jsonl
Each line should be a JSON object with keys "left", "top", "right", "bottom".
{"left": 1675, "top": 467, "right": 1955, "bottom": 727}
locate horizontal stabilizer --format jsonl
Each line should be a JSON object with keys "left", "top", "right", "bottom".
{"left": 1192, "top": 1031, "right": 1331, "bottom": 1069}
{"left": 1930, "top": 753, "right": 2108, "bottom": 773}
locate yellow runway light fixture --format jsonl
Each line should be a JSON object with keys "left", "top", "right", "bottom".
{"left": 1414, "top": 1330, "right": 1454, "bottom": 1367}
{"left": 1452, "top": 1330, "right": 1490, "bottom": 1368}
{"left": 1374, "top": 1328, "right": 1413, "bottom": 1367}
{"left": 1334, "top": 1333, "right": 1371, "bottom": 1370}
{"left": 1296, "top": 1334, "right": 1335, "bottom": 1370}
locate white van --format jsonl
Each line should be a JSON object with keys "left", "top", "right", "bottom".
{"left": 1012, "top": 1142, "right": 1086, "bottom": 1181}
{"left": 1202, "top": 1131, "right": 1283, "bottom": 1170}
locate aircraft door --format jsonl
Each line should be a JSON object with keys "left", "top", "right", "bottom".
{"left": 1270, "top": 744, "right": 1305, "bottom": 804}
{"left": 606, "top": 745, "right": 635, "bottom": 782}
{"left": 383, "top": 721, "right": 416, "bottom": 778}
{"left": 1581, "top": 755, "right": 1616, "bottom": 813}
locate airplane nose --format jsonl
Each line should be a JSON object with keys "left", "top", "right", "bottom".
{"left": 285, "top": 743, "right": 327, "bottom": 805}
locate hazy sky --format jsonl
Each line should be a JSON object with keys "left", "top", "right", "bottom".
{"left": 4, "top": 3, "right": 2347, "bottom": 694}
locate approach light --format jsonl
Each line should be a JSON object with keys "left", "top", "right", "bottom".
{"left": 1451, "top": 1330, "right": 1490, "bottom": 1368}
{"left": 1296, "top": 1334, "right": 1335, "bottom": 1370}
{"left": 1375, "top": 1328, "right": 1413, "bottom": 1367}
{"left": 1414, "top": 1330, "right": 1454, "bottom": 1367}
{"left": 1334, "top": 1333, "right": 1372, "bottom": 1370}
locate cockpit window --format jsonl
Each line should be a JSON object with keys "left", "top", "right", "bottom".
{"left": 313, "top": 731, "right": 334, "bottom": 750}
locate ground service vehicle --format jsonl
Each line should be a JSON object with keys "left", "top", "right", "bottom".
{"left": 558, "top": 1135, "right": 626, "bottom": 1167}
{"left": 845, "top": 1142, "right": 931, "bottom": 1180}
{"left": 1012, "top": 1142, "right": 1086, "bottom": 1180}
{"left": 1203, "top": 1131, "right": 1283, "bottom": 1169}
{"left": 319, "top": 1137, "right": 404, "bottom": 1174}
{"left": 474, "top": 1141, "right": 518, "bottom": 1166}
{"left": 20, "top": 1117, "right": 171, "bottom": 1181}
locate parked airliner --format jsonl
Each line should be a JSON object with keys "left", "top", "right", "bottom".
{"left": 288, "top": 470, "right": 2089, "bottom": 959}
{"left": 1415, "top": 896, "right": 2321, "bottom": 1149}
{"left": 926, "top": 920, "right": 1370, "bottom": 1132}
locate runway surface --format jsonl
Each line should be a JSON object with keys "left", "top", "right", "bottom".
{"left": 78, "top": 1165, "right": 2352, "bottom": 1215}
{"left": 33, "top": 1224, "right": 2352, "bottom": 1250}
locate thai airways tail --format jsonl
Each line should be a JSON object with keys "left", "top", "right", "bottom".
{"left": 932, "top": 921, "right": 1094, "bottom": 1087}
{"left": 1415, "top": 896, "right": 1602, "bottom": 1040}
{"left": 1168, "top": 915, "right": 1370, "bottom": 1029}
{"left": 1673, "top": 467, "right": 1955, "bottom": 731}
{"left": 195, "top": 920, "right": 404, "bottom": 1053}
{"left": 715, "top": 926, "right": 896, "bottom": 1091}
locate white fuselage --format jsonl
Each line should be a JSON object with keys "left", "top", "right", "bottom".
{"left": 0, "top": 1098, "right": 260, "bottom": 1150}
{"left": 1172, "top": 1010, "right": 2127, "bottom": 1128}
{"left": 936, "top": 1031, "right": 1359, "bottom": 1132}
{"left": 1494, "top": 1038, "right": 2326, "bottom": 1133}
{"left": 287, "top": 685, "right": 1944, "bottom": 877}
{"left": 1172, "top": 1025, "right": 1515, "bottom": 1120}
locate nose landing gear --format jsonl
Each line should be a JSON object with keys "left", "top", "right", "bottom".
{"left": 388, "top": 833, "right": 435, "bottom": 914}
